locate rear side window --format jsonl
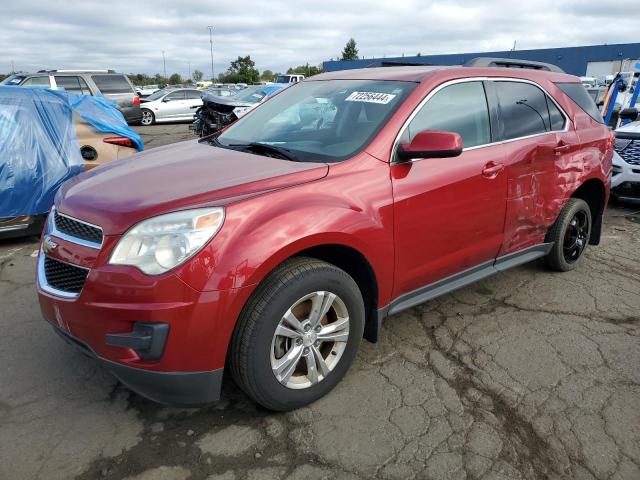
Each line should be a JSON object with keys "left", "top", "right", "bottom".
{"left": 555, "top": 82, "right": 604, "bottom": 124}
{"left": 55, "top": 76, "right": 91, "bottom": 95}
{"left": 547, "top": 97, "right": 565, "bottom": 131}
{"left": 91, "top": 75, "right": 133, "bottom": 94}
{"left": 496, "top": 81, "right": 554, "bottom": 139}
{"left": 22, "top": 76, "right": 51, "bottom": 87}
{"left": 402, "top": 81, "right": 491, "bottom": 148}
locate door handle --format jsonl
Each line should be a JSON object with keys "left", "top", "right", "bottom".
{"left": 481, "top": 161, "right": 504, "bottom": 178}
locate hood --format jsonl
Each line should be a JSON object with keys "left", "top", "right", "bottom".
{"left": 201, "top": 94, "right": 254, "bottom": 109}
{"left": 57, "top": 140, "right": 328, "bottom": 235}
{"left": 615, "top": 120, "right": 640, "bottom": 139}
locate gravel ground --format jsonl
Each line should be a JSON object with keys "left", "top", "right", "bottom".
{"left": 1, "top": 124, "right": 639, "bottom": 480}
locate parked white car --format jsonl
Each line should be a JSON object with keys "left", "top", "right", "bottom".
{"left": 613, "top": 120, "right": 640, "bottom": 202}
{"left": 135, "top": 84, "right": 160, "bottom": 97}
{"left": 139, "top": 88, "right": 204, "bottom": 125}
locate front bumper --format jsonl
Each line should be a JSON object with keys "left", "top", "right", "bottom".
{"left": 52, "top": 325, "right": 222, "bottom": 406}
{"left": 612, "top": 151, "right": 640, "bottom": 201}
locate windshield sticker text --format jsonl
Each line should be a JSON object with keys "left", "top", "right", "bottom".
{"left": 345, "top": 91, "right": 396, "bottom": 105}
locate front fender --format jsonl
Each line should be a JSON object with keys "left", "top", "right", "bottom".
{"left": 174, "top": 155, "right": 395, "bottom": 304}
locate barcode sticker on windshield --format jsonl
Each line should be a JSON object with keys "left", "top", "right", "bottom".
{"left": 345, "top": 91, "right": 396, "bottom": 104}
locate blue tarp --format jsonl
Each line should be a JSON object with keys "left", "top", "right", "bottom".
{"left": 0, "top": 86, "right": 142, "bottom": 218}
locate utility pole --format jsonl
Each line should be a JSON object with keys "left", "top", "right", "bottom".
{"left": 162, "top": 50, "right": 167, "bottom": 79}
{"left": 188, "top": 61, "right": 191, "bottom": 81}
{"left": 11, "top": 60, "right": 15, "bottom": 74}
{"left": 208, "top": 26, "right": 214, "bottom": 82}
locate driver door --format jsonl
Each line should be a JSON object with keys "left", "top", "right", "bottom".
{"left": 391, "top": 80, "right": 507, "bottom": 299}
{"left": 161, "top": 90, "right": 187, "bottom": 119}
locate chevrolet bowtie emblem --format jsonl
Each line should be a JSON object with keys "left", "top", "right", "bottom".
{"left": 43, "top": 235, "right": 58, "bottom": 254}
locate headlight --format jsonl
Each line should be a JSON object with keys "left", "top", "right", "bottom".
{"left": 109, "top": 207, "right": 224, "bottom": 275}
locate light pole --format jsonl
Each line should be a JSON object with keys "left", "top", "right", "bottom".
{"left": 162, "top": 50, "right": 167, "bottom": 80}
{"left": 208, "top": 26, "right": 214, "bottom": 82}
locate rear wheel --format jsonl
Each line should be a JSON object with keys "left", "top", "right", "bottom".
{"left": 140, "top": 109, "right": 154, "bottom": 126}
{"left": 545, "top": 198, "right": 592, "bottom": 271}
{"left": 230, "top": 257, "right": 364, "bottom": 411}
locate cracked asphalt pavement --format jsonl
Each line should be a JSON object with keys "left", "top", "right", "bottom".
{"left": 1, "top": 125, "right": 639, "bottom": 480}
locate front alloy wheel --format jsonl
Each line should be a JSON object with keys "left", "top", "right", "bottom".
{"left": 271, "top": 291, "right": 350, "bottom": 389}
{"left": 230, "top": 257, "right": 364, "bottom": 411}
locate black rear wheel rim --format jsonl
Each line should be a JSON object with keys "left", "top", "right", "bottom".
{"left": 562, "top": 209, "right": 589, "bottom": 263}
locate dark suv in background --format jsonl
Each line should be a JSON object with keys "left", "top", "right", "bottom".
{"left": 1, "top": 70, "right": 142, "bottom": 124}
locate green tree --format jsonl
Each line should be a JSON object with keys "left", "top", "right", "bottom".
{"left": 341, "top": 38, "right": 359, "bottom": 61}
{"left": 260, "top": 69, "right": 274, "bottom": 82}
{"left": 168, "top": 73, "right": 183, "bottom": 85}
{"left": 192, "top": 69, "right": 204, "bottom": 82}
{"left": 286, "top": 63, "right": 322, "bottom": 77}
{"left": 225, "top": 55, "right": 260, "bottom": 84}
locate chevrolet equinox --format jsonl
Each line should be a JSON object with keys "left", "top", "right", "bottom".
{"left": 37, "top": 61, "right": 612, "bottom": 411}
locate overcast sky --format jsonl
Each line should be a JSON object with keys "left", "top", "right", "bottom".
{"left": 2, "top": 0, "right": 639, "bottom": 78}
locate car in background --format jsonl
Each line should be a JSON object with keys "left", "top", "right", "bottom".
{"left": 613, "top": 120, "right": 640, "bottom": 202}
{"left": 275, "top": 74, "right": 305, "bottom": 84}
{"left": 192, "top": 84, "right": 285, "bottom": 136}
{"left": 139, "top": 88, "right": 204, "bottom": 125}
{"left": 196, "top": 81, "right": 213, "bottom": 89}
{"left": 135, "top": 84, "right": 160, "bottom": 97}
{"left": 205, "top": 87, "right": 236, "bottom": 98}
{"left": 0, "top": 87, "right": 141, "bottom": 238}
{"left": 1, "top": 70, "right": 142, "bottom": 125}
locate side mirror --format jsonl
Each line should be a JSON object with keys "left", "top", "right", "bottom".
{"left": 397, "top": 130, "right": 463, "bottom": 162}
{"left": 162, "top": 96, "right": 172, "bottom": 102}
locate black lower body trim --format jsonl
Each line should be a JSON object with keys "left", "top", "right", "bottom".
{"left": 383, "top": 243, "right": 553, "bottom": 317}
{"left": 52, "top": 326, "right": 222, "bottom": 407}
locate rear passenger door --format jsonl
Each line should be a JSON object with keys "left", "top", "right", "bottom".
{"left": 491, "top": 80, "right": 575, "bottom": 256}
{"left": 184, "top": 90, "right": 204, "bottom": 118}
{"left": 391, "top": 80, "right": 508, "bottom": 298}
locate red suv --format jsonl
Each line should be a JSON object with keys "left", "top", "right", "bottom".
{"left": 37, "top": 60, "right": 612, "bottom": 411}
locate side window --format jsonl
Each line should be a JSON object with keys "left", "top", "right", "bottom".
{"left": 186, "top": 90, "right": 202, "bottom": 100}
{"left": 546, "top": 97, "right": 565, "bottom": 131}
{"left": 22, "top": 76, "right": 51, "bottom": 87}
{"left": 165, "top": 91, "right": 186, "bottom": 101}
{"left": 54, "top": 76, "right": 83, "bottom": 94}
{"left": 402, "top": 81, "right": 491, "bottom": 149}
{"left": 91, "top": 75, "right": 133, "bottom": 94}
{"left": 495, "top": 81, "right": 552, "bottom": 139}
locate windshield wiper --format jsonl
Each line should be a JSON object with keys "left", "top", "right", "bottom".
{"left": 229, "top": 142, "right": 300, "bottom": 162}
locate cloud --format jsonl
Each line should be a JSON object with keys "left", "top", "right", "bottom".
{"left": 1, "top": 0, "right": 638, "bottom": 77}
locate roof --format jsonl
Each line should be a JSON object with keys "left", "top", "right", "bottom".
{"left": 312, "top": 65, "right": 578, "bottom": 83}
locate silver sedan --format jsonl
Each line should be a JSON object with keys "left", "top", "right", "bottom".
{"left": 139, "top": 88, "right": 204, "bottom": 125}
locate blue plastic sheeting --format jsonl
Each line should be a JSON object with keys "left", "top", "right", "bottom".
{"left": 0, "top": 87, "right": 142, "bottom": 218}
{"left": 64, "top": 93, "right": 143, "bottom": 151}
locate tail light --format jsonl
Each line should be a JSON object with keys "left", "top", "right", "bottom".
{"left": 103, "top": 136, "right": 134, "bottom": 148}
{"left": 132, "top": 96, "right": 140, "bottom": 106}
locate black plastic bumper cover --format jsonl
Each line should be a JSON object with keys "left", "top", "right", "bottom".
{"left": 52, "top": 325, "right": 222, "bottom": 407}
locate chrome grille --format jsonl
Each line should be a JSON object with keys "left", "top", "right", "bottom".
{"left": 54, "top": 210, "right": 103, "bottom": 245}
{"left": 615, "top": 139, "right": 640, "bottom": 166}
{"left": 43, "top": 256, "right": 89, "bottom": 294}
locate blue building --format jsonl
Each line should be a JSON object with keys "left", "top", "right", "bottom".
{"left": 323, "top": 43, "right": 640, "bottom": 77}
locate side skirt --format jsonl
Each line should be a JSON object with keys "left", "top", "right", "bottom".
{"left": 381, "top": 243, "right": 553, "bottom": 319}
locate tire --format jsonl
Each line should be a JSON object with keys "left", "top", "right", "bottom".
{"left": 545, "top": 198, "right": 592, "bottom": 272}
{"left": 140, "top": 109, "right": 154, "bottom": 126}
{"left": 230, "top": 257, "right": 365, "bottom": 411}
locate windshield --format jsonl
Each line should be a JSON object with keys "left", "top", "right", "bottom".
{"left": 215, "top": 80, "right": 416, "bottom": 163}
{"left": 234, "top": 86, "right": 268, "bottom": 103}
{"left": 275, "top": 76, "right": 291, "bottom": 84}
{"left": 1, "top": 75, "right": 26, "bottom": 86}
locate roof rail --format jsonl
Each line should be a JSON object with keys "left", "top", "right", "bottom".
{"left": 35, "top": 69, "right": 117, "bottom": 73}
{"left": 464, "top": 57, "right": 565, "bottom": 73}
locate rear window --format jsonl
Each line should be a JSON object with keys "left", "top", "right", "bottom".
{"left": 555, "top": 82, "right": 604, "bottom": 124}
{"left": 91, "top": 74, "right": 133, "bottom": 94}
